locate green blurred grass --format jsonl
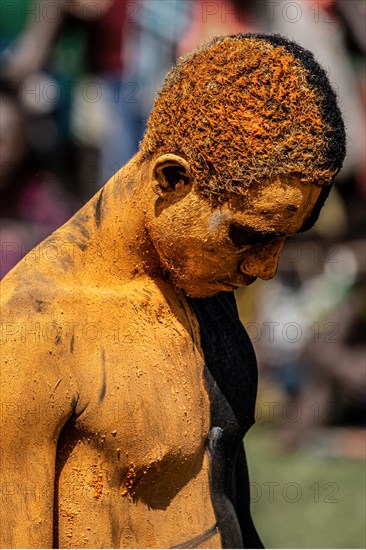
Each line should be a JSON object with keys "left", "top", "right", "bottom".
{"left": 245, "top": 425, "right": 366, "bottom": 548}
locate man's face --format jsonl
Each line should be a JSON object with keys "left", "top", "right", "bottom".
{"left": 147, "top": 175, "right": 322, "bottom": 298}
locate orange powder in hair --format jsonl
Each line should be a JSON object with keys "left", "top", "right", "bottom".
{"left": 142, "top": 36, "right": 336, "bottom": 203}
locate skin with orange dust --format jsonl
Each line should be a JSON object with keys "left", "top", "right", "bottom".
{"left": 0, "top": 34, "right": 345, "bottom": 548}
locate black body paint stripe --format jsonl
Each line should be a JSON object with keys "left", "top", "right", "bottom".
{"left": 98, "top": 349, "right": 107, "bottom": 402}
{"left": 95, "top": 188, "right": 104, "bottom": 227}
{"left": 187, "top": 292, "right": 260, "bottom": 548}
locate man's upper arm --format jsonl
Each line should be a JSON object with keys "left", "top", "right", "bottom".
{"left": 0, "top": 315, "right": 74, "bottom": 548}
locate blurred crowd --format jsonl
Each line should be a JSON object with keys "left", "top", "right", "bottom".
{"left": 1, "top": 0, "right": 365, "bottom": 453}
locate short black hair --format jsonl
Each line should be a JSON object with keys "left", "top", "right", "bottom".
{"left": 142, "top": 33, "right": 346, "bottom": 228}
{"left": 235, "top": 34, "right": 345, "bottom": 232}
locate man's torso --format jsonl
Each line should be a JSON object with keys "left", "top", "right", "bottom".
{"left": 2, "top": 268, "right": 258, "bottom": 548}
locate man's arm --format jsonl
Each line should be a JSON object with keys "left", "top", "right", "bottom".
{"left": 0, "top": 318, "right": 74, "bottom": 548}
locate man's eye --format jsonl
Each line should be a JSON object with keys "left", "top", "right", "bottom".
{"left": 228, "top": 224, "right": 272, "bottom": 248}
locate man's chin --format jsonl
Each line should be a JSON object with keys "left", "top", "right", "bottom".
{"left": 172, "top": 274, "right": 257, "bottom": 298}
{"left": 184, "top": 288, "right": 222, "bottom": 298}
{"left": 242, "top": 275, "right": 257, "bottom": 286}
{"left": 178, "top": 281, "right": 239, "bottom": 299}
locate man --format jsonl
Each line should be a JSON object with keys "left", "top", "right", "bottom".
{"left": 0, "top": 34, "right": 345, "bottom": 548}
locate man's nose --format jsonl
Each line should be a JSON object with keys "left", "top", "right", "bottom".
{"left": 239, "top": 238, "right": 286, "bottom": 280}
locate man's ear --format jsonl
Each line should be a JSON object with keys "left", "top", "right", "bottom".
{"left": 152, "top": 154, "right": 191, "bottom": 197}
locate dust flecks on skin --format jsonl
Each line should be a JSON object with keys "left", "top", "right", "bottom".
{"left": 91, "top": 465, "right": 104, "bottom": 500}
{"left": 120, "top": 464, "right": 138, "bottom": 496}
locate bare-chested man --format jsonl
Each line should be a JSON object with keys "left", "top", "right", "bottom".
{"left": 0, "top": 34, "right": 345, "bottom": 548}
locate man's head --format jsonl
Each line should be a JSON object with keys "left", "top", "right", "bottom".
{"left": 141, "top": 34, "right": 346, "bottom": 297}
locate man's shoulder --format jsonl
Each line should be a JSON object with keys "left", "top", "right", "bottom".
{"left": 1, "top": 263, "right": 156, "bottom": 313}
{"left": 1, "top": 264, "right": 63, "bottom": 318}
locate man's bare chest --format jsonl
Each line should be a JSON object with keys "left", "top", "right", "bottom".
{"left": 56, "top": 295, "right": 210, "bottom": 490}
{"left": 52, "top": 290, "right": 257, "bottom": 548}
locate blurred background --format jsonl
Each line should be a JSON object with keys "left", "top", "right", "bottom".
{"left": 1, "top": 0, "right": 365, "bottom": 547}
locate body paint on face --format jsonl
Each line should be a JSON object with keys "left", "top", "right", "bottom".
{"left": 239, "top": 237, "right": 286, "bottom": 280}
{"left": 207, "top": 210, "right": 228, "bottom": 233}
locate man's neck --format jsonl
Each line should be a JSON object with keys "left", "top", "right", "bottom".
{"left": 55, "top": 153, "right": 164, "bottom": 288}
